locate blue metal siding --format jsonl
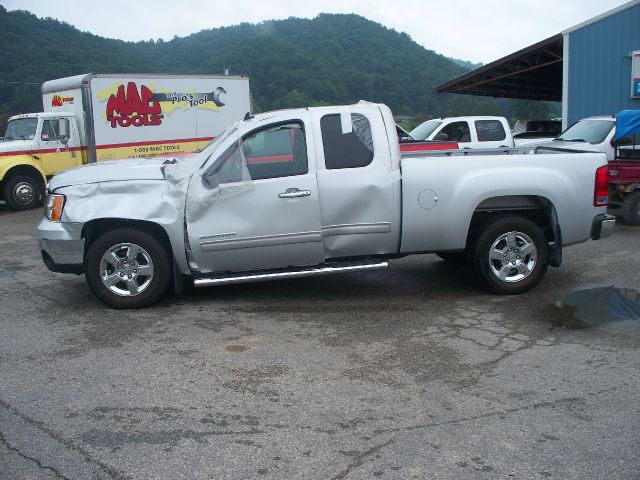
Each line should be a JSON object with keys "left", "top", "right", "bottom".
{"left": 568, "top": 4, "right": 640, "bottom": 124}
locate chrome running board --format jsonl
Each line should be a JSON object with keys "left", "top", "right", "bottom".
{"left": 193, "top": 260, "right": 388, "bottom": 287}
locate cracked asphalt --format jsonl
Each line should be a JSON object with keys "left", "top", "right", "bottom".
{"left": 1, "top": 205, "right": 639, "bottom": 479}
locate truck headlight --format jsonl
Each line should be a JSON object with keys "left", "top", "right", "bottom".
{"left": 44, "top": 194, "right": 65, "bottom": 222}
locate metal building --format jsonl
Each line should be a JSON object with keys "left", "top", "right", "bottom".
{"left": 436, "top": 1, "right": 640, "bottom": 128}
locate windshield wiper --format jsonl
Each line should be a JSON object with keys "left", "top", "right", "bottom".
{"left": 561, "top": 138, "right": 586, "bottom": 142}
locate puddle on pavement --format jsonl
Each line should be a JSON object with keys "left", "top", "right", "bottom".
{"left": 553, "top": 287, "right": 640, "bottom": 329}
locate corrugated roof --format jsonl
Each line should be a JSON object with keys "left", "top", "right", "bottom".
{"left": 435, "top": 35, "right": 563, "bottom": 101}
{"left": 435, "top": 0, "right": 639, "bottom": 101}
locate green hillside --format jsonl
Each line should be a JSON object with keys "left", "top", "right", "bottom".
{"left": 0, "top": 6, "right": 558, "bottom": 129}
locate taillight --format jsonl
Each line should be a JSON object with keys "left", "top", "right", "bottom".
{"left": 594, "top": 165, "right": 609, "bottom": 207}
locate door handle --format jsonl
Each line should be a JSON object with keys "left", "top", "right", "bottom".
{"left": 278, "top": 188, "right": 311, "bottom": 198}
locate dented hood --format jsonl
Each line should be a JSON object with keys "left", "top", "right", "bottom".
{"left": 48, "top": 157, "right": 171, "bottom": 190}
{"left": 535, "top": 140, "right": 605, "bottom": 154}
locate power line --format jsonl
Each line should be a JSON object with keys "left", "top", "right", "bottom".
{"left": 0, "top": 80, "right": 41, "bottom": 85}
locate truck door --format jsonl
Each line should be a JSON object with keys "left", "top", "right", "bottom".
{"left": 185, "top": 117, "right": 325, "bottom": 273}
{"left": 473, "top": 119, "right": 510, "bottom": 148}
{"left": 311, "top": 108, "right": 400, "bottom": 259}
{"left": 39, "top": 117, "right": 81, "bottom": 175}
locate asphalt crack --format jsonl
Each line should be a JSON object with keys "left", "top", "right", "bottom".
{"left": 330, "top": 437, "right": 396, "bottom": 480}
{"left": 0, "top": 398, "right": 127, "bottom": 480}
{"left": 370, "top": 385, "right": 622, "bottom": 435}
{"left": 0, "top": 429, "right": 69, "bottom": 479}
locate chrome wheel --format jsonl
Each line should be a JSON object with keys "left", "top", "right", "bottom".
{"left": 99, "top": 243, "right": 154, "bottom": 296}
{"left": 488, "top": 231, "right": 537, "bottom": 283}
{"left": 3, "top": 175, "right": 42, "bottom": 210}
{"left": 13, "top": 181, "right": 35, "bottom": 205}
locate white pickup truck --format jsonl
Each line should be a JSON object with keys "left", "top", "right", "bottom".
{"left": 37, "top": 102, "right": 614, "bottom": 308}
{"left": 535, "top": 116, "right": 617, "bottom": 160}
{"left": 410, "top": 116, "right": 555, "bottom": 148}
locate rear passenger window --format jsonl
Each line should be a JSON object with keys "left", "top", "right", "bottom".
{"left": 321, "top": 113, "right": 374, "bottom": 169}
{"left": 475, "top": 120, "right": 506, "bottom": 142}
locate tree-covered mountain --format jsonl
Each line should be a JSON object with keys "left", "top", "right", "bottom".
{"left": 0, "top": 6, "right": 558, "bottom": 130}
{"left": 447, "top": 57, "right": 483, "bottom": 71}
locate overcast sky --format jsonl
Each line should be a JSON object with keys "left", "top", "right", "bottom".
{"left": 3, "top": 0, "right": 631, "bottom": 64}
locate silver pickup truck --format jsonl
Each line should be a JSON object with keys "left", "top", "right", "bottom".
{"left": 37, "top": 102, "right": 615, "bottom": 308}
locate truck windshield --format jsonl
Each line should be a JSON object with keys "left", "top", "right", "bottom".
{"left": 410, "top": 120, "right": 443, "bottom": 141}
{"left": 4, "top": 118, "right": 38, "bottom": 141}
{"left": 555, "top": 119, "right": 614, "bottom": 144}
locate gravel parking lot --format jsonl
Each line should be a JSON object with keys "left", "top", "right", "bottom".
{"left": 1, "top": 205, "right": 639, "bottom": 480}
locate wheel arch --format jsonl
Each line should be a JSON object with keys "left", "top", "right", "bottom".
{"left": 467, "top": 195, "right": 562, "bottom": 267}
{"left": 81, "top": 218, "right": 184, "bottom": 292}
{"left": 1, "top": 163, "right": 47, "bottom": 192}
{"left": 82, "top": 218, "right": 172, "bottom": 256}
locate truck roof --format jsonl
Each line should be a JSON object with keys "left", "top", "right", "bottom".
{"left": 430, "top": 116, "right": 507, "bottom": 122}
{"left": 42, "top": 73, "right": 249, "bottom": 94}
{"left": 8, "top": 112, "right": 76, "bottom": 121}
{"left": 243, "top": 101, "right": 386, "bottom": 125}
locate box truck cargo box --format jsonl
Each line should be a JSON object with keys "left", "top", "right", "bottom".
{"left": 0, "top": 73, "right": 251, "bottom": 209}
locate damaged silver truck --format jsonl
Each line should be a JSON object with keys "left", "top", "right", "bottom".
{"left": 37, "top": 102, "right": 615, "bottom": 308}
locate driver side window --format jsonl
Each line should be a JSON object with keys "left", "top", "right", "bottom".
{"left": 41, "top": 118, "right": 69, "bottom": 142}
{"left": 201, "top": 122, "right": 308, "bottom": 189}
{"left": 243, "top": 122, "right": 308, "bottom": 180}
{"left": 441, "top": 121, "right": 471, "bottom": 142}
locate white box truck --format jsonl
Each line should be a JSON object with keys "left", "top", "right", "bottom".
{"left": 0, "top": 73, "right": 251, "bottom": 210}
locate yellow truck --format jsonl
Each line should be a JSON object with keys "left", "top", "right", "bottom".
{"left": 0, "top": 73, "right": 251, "bottom": 209}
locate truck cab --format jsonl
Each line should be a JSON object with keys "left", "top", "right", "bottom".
{"left": 1, "top": 112, "right": 82, "bottom": 209}
{"left": 409, "top": 116, "right": 514, "bottom": 149}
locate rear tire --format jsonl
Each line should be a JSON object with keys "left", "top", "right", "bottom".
{"left": 3, "top": 174, "right": 43, "bottom": 210}
{"left": 470, "top": 215, "right": 549, "bottom": 295}
{"left": 621, "top": 190, "right": 640, "bottom": 226}
{"left": 85, "top": 228, "right": 171, "bottom": 308}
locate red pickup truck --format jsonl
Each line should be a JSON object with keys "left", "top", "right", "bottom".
{"left": 608, "top": 110, "right": 640, "bottom": 225}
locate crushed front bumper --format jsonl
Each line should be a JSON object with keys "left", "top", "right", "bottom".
{"left": 37, "top": 218, "right": 85, "bottom": 274}
{"left": 591, "top": 213, "right": 616, "bottom": 240}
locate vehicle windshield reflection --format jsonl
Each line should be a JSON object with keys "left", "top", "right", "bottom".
{"left": 410, "top": 120, "right": 442, "bottom": 141}
{"left": 556, "top": 119, "right": 614, "bottom": 144}
{"left": 4, "top": 118, "right": 38, "bottom": 141}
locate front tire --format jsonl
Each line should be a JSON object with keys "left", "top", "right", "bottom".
{"left": 85, "top": 228, "right": 171, "bottom": 308}
{"left": 470, "top": 216, "right": 549, "bottom": 295}
{"left": 3, "top": 174, "right": 43, "bottom": 210}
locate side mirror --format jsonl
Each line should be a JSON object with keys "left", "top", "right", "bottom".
{"left": 434, "top": 132, "right": 449, "bottom": 141}
{"left": 58, "top": 120, "right": 70, "bottom": 145}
